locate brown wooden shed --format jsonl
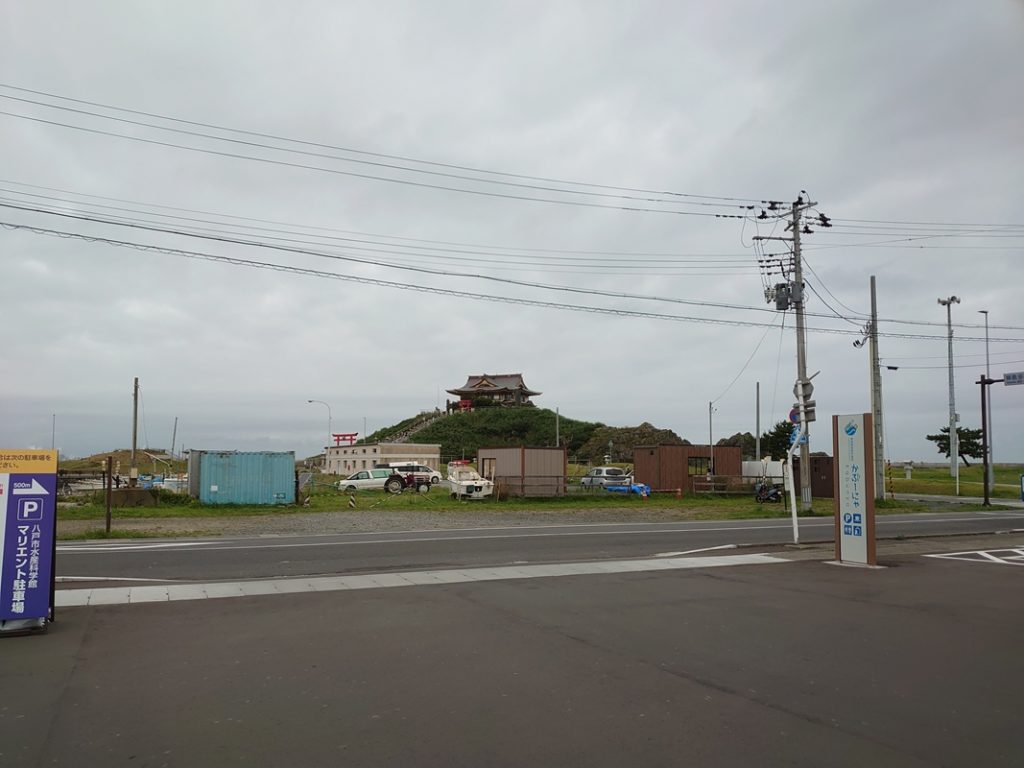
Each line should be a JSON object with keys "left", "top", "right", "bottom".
{"left": 477, "top": 446, "right": 566, "bottom": 497}
{"left": 633, "top": 444, "right": 743, "bottom": 494}
{"left": 792, "top": 456, "right": 834, "bottom": 498}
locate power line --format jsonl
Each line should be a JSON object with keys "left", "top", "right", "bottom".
{"left": 8, "top": 198, "right": 1023, "bottom": 332}
{"left": 887, "top": 360, "right": 1024, "bottom": 370}
{"left": 832, "top": 216, "right": 1024, "bottom": 229}
{"left": 5, "top": 217, "right": 1023, "bottom": 344}
{"left": 0, "top": 92, "right": 759, "bottom": 212}
{"left": 0, "top": 177, "right": 766, "bottom": 259}
{"left": 0, "top": 82, "right": 774, "bottom": 205}
{"left": 711, "top": 317, "right": 781, "bottom": 403}
{"left": 1, "top": 108, "right": 757, "bottom": 219}
{"left": 0, "top": 188, "right": 757, "bottom": 267}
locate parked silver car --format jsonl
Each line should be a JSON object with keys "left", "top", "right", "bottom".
{"left": 580, "top": 466, "right": 631, "bottom": 487}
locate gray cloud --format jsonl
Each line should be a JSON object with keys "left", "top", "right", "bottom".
{"left": 1, "top": 0, "right": 1021, "bottom": 466}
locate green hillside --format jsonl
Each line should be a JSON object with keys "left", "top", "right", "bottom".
{"left": 369, "top": 408, "right": 685, "bottom": 462}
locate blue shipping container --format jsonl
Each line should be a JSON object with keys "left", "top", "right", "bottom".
{"left": 196, "top": 451, "right": 295, "bottom": 505}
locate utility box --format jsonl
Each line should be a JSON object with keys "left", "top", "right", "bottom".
{"left": 188, "top": 451, "right": 296, "bottom": 505}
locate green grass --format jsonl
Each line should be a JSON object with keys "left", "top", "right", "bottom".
{"left": 887, "top": 463, "right": 1022, "bottom": 499}
{"left": 58, "top": 528, "right": 217, "bottom": 541}
{"left": 56, "top": 480, "right": 995, "bottom": 524}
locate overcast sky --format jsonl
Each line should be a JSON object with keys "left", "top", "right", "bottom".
{"left": 1, "top": 0, "right": 1022, "bottom": 466}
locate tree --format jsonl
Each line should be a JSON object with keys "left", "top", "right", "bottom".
{"left": 760, "top": 421, "right": 794, "bottom": 461}
{"left": 925, "top": 426, "right": 983, "bottom": 466}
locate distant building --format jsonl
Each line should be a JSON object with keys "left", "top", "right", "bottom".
{"left": 447, "top": 373, "right": 540, "bottom": 407}
{"left": 325, "top": 442, "right": 441, "bottom": 475}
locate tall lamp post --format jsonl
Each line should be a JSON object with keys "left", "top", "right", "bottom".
{"left": 938, "top": 296, "right": 960, "bottom": 495}
{"left": 979, "top": 310, "right": 993, "bottom": 490}
{"left": 306, "top": 399, "right": 332, "bottom": 453}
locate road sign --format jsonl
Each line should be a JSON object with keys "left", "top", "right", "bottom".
{"left": 832, "top": 414, "right": 876, "bottom": 566}
{"left": 789, "top": 407, "right": 800, "bottom": 424}
{"left": 793, "top": 379, "right": 814, "bottom": 400}
{"left": 1, "top": 450, "right": 58, "bottom": 633}
{"left": 789, "top": 425, "right": 808, "bottom": 446}
{"left": 1004, "top": 371, "right": 1024, "bottom": 386}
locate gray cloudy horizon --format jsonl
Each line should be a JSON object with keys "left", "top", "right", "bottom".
{"left": 1, "top": 0, "right": 1022, "bottom": 465}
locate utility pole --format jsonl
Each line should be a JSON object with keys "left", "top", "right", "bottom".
{"left": 708, "top": 401, "right": 714, "bottom": 476}
{"left": 51, "top": 413, "right": 56, "bottom": 451}
{"left": 555, "top": 407, "right": 560, "bottom": 448}
{"left": 753, "top": 193, "right": 825, "bottom": 513}
{"left": 755, "top": 381, "right": 761, "bottom": 462}
{"left": 791, "top": 200, "right": 812, "bottom": 511}
{"left": 130, "top": 376, "right": 139, "bottom": 488}
{"left": 938, "top": 296, "right": 960, "bottom": 493}
{"left": 170, "top": 416, "right": 178, "bottom": 460}
{"left": 868, "top": 277, "right": 885, "bottom": 499}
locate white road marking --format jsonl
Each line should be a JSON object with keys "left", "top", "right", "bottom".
{"left": 924, "top": 548, "right": 1024, "bottom": 566}
{"left": 57, "top": 541, "right": 218, "bottom": 553}
{"left": 55, "top": 514, "right": 1024, "bottom": 555}
{"left": 56, "top": 576, "right": 177, "bottom": 583}
{"left": 55, "top": 552, "right": 788, "bottom": 608}
{"left": 654, "top": 544, "right": 738, "bottom": 557}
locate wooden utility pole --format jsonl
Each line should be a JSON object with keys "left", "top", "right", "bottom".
{"left": 105, "top": 455, "right": 113, "bottom": 533}
{"left": 868, "top": 276, "right": 885, "bottom": 499}
{"left": 130, "top": 376, "right": 139, "bottom": 487}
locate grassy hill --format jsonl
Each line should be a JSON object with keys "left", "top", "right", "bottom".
{"left": 369, "top": 408, "right": 685, "bottom": 462}
{"left": 59, "top": 449, "right": 187, "bottom": 475}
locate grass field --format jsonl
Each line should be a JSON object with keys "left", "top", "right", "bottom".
{"left": 56, "top": 478, "right": 1008, "bottom": 529}
{"left": 886, "top": 463, "right": 1022, "bottom": 499}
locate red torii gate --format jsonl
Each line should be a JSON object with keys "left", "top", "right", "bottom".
{"left": 332, "top": 433, "right": 358, "bottom": 446}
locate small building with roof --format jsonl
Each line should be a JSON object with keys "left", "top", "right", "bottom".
{"left": 446, "top": 373, "right": 541, "bottom": 407}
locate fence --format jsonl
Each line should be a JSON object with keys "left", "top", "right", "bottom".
{"left": 493, "top": 475, "right": 567, "bottom": 498}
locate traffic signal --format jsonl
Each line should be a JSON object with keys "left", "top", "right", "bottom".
{"left": 803, "top": 399, "right": 817, "bottom": 423}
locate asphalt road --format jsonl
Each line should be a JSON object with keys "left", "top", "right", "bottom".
{"left": 56, "top": 510, "right": 1024, "bottom": 583}
{"left": 5, "top": 546, "right": 1022, "bottom": 767}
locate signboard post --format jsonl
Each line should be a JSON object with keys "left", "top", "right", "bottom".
{"left": 0, "top": 450, "right": 58, "bottom": 635}
{"left": 832, "top": 414, "right": 877, "bottom": 566}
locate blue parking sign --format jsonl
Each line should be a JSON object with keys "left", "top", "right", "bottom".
{"left": 1, "top": 451, "right": 58, "bottom": 631}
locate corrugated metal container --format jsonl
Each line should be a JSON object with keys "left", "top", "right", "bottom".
{"left": 192, "top": 451, "right": 296, "bottom": 505}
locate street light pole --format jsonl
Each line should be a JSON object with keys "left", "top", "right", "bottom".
{"left": 938, "top": 296, "right": 960, "bottom": 495}
{"left": 979, "top": 310, "right": 993, "bottom": 490}
{"left": 708, "top": 401, "right": 714, "bottom": 478}
{"left": 306, "top": 399, "right": 332, "bottom": 451}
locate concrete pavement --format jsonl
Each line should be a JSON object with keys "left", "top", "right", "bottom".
{"left": 2, "top": 535, "right": 1023, "bottom": 767}
{"left": 53, "top": 510, "right": 1024, "bottom": 583}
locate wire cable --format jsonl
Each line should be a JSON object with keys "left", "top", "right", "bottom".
{"left": 711, "top": 316, "right": 781, "bottom": 403}
{"left": 0, "top": 83, "right": 772, "bottom": 205}
{"left": 0, "top": 108, "right": 756, "bottom": 219}
{"left": 12, "top": 219, "right": 1023, "bottom": 346}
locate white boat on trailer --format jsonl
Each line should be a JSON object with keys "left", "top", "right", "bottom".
{"left": 447, "top": 460, "right": 494, "bottom": 499}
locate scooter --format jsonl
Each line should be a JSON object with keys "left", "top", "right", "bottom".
{"left": 754, "top": 481, "right": 784, "bottom": 503}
